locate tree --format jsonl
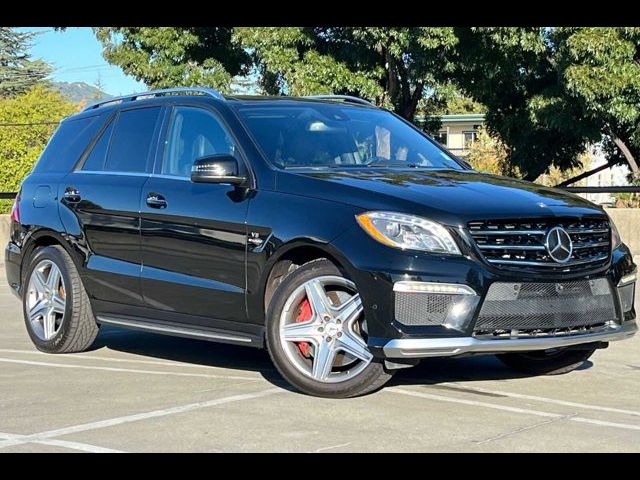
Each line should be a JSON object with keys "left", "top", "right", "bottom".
{"left": 555, "top": 27, "right": 640, "bottom": 180}
{"left": 95, "top": 27, "right": 458, "bottom": 120}
{"left": 0, "top": 27, "right": 51, "bottom": 97}
{"left": 234, "top": 27, "right": 458, "bottom": 120}
{"left": 465, "top": 127, "right": 512, "bottom": 176}
{"left": 0, "top": 85, "right": 76, "bottom": 212}
{"left": 94, "top": 27, "right": 250, "bottom": 92}
{"left": 450, "top": 27, "right": 640, "bottom": 182}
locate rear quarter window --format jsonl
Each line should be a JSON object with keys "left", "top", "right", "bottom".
{"left": 32, "top": 114, "right": 107, "bottom": 173}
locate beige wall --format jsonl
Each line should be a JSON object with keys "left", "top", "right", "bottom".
{"left": 605, "top": 208, "right": 640, "bottom": 256}
{"left": 438, "top": 122, "right": 478, "bottom": 154}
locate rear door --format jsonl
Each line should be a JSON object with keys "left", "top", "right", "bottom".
{"left": 139, "top": 105, "right": 250, "bottom": 325}
{"left": 59, "top": 105, "right": 164, "bottom": 309}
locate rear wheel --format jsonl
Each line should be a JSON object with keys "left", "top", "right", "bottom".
{"left": 23, "top": 245, "right": 99, "bottom": 353}
{"left": 496, "top": 344, "right": 598, "bottom": 375}
{"left": 266, "top": 259, "right": 393, "bottom": 398}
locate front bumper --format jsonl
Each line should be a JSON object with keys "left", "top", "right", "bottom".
{"left": 383, "top": 320, "right": 637, "bottom": 358}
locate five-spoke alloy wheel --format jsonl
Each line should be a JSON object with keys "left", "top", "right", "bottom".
{"left": 266, "top": 259, "right": 393, "bottom": 398}
{"left": 26, "top": 259, "right": 67, "bottom": 341}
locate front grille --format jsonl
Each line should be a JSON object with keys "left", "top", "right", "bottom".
{"left": 468, "top": 217, "right": 610, "bottom": 273}
{"left": 473, "top": 278, "right": 618, "bottom": 337}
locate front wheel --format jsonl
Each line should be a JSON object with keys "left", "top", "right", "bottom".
{"left": 266, "top": 259, "right": 393, "bottom": 398}
{"left": 496, "top": 344, "right": 598, "bottom": 376}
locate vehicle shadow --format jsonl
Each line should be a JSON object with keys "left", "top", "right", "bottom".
{"left": 91, "top": 326, "right": 593, "bottom": 391}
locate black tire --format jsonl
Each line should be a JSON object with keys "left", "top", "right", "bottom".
{"left": 22, "top": 245, "right": 99, "bottom": 353}
{"left": 265, "top": 259, "right": 393, "bottom": 398}
{"left": 496, "top": 344, "right": 598, "bottom": 376}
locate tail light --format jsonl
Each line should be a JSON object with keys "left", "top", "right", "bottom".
{"left": 10, "top": 193, "right": 20, "bottom": 223}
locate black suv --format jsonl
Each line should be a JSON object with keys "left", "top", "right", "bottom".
{"left": 5, "top": 88, "right": 637, "bottom": 398}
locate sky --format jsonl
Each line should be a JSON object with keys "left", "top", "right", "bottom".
{"left": 17, "top": 27, "right": 146, "bottom": 96}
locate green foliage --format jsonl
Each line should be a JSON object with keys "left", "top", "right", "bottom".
{"left": 0, "top": 85, "right": 76, "bottom": 212}
{"left": 95, "top": 27, "right": 458, "bottom": 120}
{"left": 93, "top": 27, "right": 640, "bottom": 182}
{"left": 94, "top": 27, "right": 251, "bottom": 91}
{"left": 0, "top": 28, "right": 51, "bottom": 97}
{"left": 451, "top": 27, "right": 640, "bottom": 181}
{"left": 555, "top": 27, "right": 640, "bottom": 181}
{"left": 235, "top": 27, "right": 458, "bottom": 120}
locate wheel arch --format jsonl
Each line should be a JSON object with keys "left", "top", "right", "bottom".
{"left": 20, "top": 228, "right": 85, "bottom": 284}
{"left": 258, "top": 239, "right": 358, "bottom": 318}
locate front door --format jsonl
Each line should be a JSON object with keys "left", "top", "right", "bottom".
{"left": 139, "top": 105, "right": 250, "bottom": 325}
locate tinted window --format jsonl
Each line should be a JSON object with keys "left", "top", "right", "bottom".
{"left": 236, "top": 105, "right": 463, "bottom": 170}
{"left": 33, "top": 114, "right": 106, "bottom": 173}
{"left": 162, "top": 107, "right": 236, "bottom": 177}
{"left": 82, "top": 120, "right": 114, "bottom": 171}
{"left": 103, "top": 107, "right": 161, "bottom": 173}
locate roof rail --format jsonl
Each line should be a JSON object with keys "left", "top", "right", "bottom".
{"left": 83, "top": 87, "right": 225, "bottom": 111}
{"left": 303, "top": 94, "right": 374, "bottom": 107}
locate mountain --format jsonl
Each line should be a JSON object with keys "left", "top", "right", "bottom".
{"left": 52, "top": 81, "right": 110, "bottom": 104}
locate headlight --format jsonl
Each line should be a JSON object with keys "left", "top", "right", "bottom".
{"left": 355, "top": 211, "right": 461, "bottom": 255}
{"left": 609, "top": 215, "right": 622, "bottom": 250}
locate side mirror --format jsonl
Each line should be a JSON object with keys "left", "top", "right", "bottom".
{"left": 191, "top": 154, "right": 246, "bottom": 185}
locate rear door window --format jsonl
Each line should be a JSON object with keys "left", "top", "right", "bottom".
{"left": 82, "top": 120, "right": 114, "bottom": 171}
{"left": 104, "top": 107, "right": 161, "bottom": 173}
{"left": 81, "top": 107, "right": 161, "bottom": 174}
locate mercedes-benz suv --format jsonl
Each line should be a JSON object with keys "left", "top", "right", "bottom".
{"left": 5, "top": 88, "right": 637, "bottom": 398}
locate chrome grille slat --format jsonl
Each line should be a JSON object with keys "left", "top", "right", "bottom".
{"left": 468, "top": 217, "right": 610, "bottom": 273}
{"left": 479, "top": 244, "right": 545, "bottom": 251}
{"left": 487, "top": 254, "right": 609, "bottom": 268}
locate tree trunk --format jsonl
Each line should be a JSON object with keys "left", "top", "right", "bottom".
{"left": 610, "top": 133, "right": 639, "bottom": 174}
{"left": 399, "top": 82, "right": 424, "bottom": 121}
{"left": 556, "top": 159, "right": 619, "bottom": 187}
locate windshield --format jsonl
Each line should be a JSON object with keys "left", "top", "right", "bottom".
{"left": 236, "top": 104, "right": 464, "bottom": 170}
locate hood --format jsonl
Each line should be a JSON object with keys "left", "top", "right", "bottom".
{"left": 277, "top": 168, "right": 605, "bottom": 226}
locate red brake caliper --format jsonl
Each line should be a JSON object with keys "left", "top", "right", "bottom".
{"left": 295, "top": 298, "right": 312, "bottom": 357}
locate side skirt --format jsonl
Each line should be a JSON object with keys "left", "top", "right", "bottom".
{"left": 96, "top": 315, "right": 263, "bottom": 348}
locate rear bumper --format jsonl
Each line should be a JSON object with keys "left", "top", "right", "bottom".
{"left": 383, "top": 320, "right": 637, "bottom": 358}
{"left": 5, "top": 241, "right": 22, "bottom": 298}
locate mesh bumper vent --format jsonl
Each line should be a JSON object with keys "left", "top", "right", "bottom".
{"left": 474, "top": 278, "right": 618, "bottom": 334}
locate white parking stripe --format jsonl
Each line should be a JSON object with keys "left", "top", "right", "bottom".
{"left": 388, "top": 388, "right": 640, "bottom": 432}
{"left": 0, "top": 357, "right": 259, "bottom": 381}
{"left": 0, "top": 432, "right": 123, "bottom": 453}
{"left": 0, "top": 348, "right": 274, "bottom": 372}
{"left": 439, "top": 382, "right": 640, "bottom": 418}
{"left": 388, "top": 388, "right": 563, "bottom": 418}
{"left": 0, "top": 388, "right": 282, "bottom": 450}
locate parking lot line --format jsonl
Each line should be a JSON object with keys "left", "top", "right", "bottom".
{"left": 438, "top": 382, "right": 640, "bottom": 418}
{"left": 0, "top": 432, "right": 124, "bottom": 453}
{"left": 388, "top": 388, "right": 640, "bottom": 432}
{"left": 0, "top": 387, "right": 283, "bottom": 451}
{"left": 0, "top": 347, "right": 273, "bottom": 372}
{"left": 0, "top": 356, "right": 260, "bottom": 381}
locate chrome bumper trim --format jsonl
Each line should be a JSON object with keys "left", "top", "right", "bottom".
{"left": 383, "top": 321, "right": 637, "bottom": 358}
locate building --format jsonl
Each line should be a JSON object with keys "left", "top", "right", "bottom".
{"left": 581, "top": 145, "right": 630, "bottom": 206}
{"left": 428, "top": 113, "right": 486, "bottom": 156}
{"left": 422, "top": 113, "right": 630, "bottom": 206}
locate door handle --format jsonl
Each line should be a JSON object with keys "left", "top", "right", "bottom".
{"left": 63, "top": 187, "right": 81, "bottom": 203}
{"left": 146, "top": 193, "right": 167, "bottom": 209}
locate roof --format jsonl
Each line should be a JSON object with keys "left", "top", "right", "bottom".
{"left": 419, "top": 113, "right": 486, "bottom": 124}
